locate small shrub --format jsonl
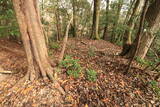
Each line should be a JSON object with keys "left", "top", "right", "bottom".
{"left": 49, "top": 42, "right": 60, "bottom": 50}
{"left": 60, "top": 55, "right": 81, "bottom": 78}
{"left": 86, "top": 69, "right": 97, "bottom": 82}
{"left": 150, "top": 80, "right": 160, "bottom": 99}
{"left": 135, "top": 56, "right": 153, "bottom": 66}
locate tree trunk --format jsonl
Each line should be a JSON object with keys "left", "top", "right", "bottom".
{"left": 12, "top": 0, "right": 54, "bottom": 81}
{"left": 103, "top": 0, "right": 109, "bottom": 40}
{"left": 136, "top": 0, "right": 160, "bottom": 59}
{"left": 120, "top": 0, "right": 144, "bottom": 56}
{"left": 111, "top": 0, "right": 124, "bottom": 42}
{"left": 123, "top": 0, "right": 136, "bottom": 25}
{"left": 125, "top": 0, "right": 150, "bottom": 73}
{"left": 91, "top": 0, "right": 100, "bottom": 40}
{"left": 58, "top": 14, "right": 73, "bottom": 64}
{"left": 72, "top": 0, "right": 77, "bottom": 37}
{"left": 55, "top": 10, "right": 62, "bottom": 41}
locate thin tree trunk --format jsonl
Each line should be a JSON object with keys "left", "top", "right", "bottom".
{"left": 123, "top": 0, "right": 136, "bottom": 25}
{"left": 55, "top": 10, "right": 62, "bottom": 41}
{"left": 103, "top": 0, "right": 109, "bottom": 40}
{"left": 91, "top": 0, "right": 100, "bottom": 40}
{"left": 111, "top": 0, "right": 124, "bottom": 42}
{"left": 58, "top": 14, "right": 73, "bottom": 64}
{"left": 72, "top": 0, "right": 77, "bottom": 37}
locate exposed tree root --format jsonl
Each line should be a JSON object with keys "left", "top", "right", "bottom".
{"left": 22, "top": 67, "right": 65, "bottom": 95}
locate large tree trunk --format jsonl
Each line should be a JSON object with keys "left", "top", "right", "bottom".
{"left": 103, "top": 0, "right": 109, "bottom": 40}
{"left": 120, "top": 0, "right": 144, "bottom": 56}
{"left": 128, "top": 0, "right": 160, "bottom": 59}
{"left": 12, "top": 0, "right": 54, "bottom": 81}
{"left": 136, "top": 0, "right": 160, "bottom": 59}
{"left": 91, "top": 0, "right": 100, "bottom": 40}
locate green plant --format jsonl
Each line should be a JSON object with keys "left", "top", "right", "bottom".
{"left": 60, "top": 55, "right": 81, "bottom": 78}
{"left": 135, "top": 56, "right": 153, "bottom": 66}
{"left": 49, "top": 42, "right": 60, "bottom": 50}
{"left": 150, "top": 80, "right": 160, "bottom": 99}
{"left": 86, "top": 69, "right": 97, "bottom": 82}
{"left": 0, "top": 1, "right": 20, "bottom": 38}
{"left": 88, "top": 46, "right": 96, "bottom": 57}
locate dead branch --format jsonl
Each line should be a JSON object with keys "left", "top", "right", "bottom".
{"left": 58, "top": 14, "right": 73, "bottom": 64}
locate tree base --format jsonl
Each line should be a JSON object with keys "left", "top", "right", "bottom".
{"left": 119, "top": 44, "right": 131, "bottom": 56}
{"left": 22, "top": 68, "right": 65, "bottom": 95}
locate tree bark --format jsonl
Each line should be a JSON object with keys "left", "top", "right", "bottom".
{"left": 55, "top": 10, "right": 62, "bottom": 41}
{"left": 103, "top": 0, "right": 109, "bottom": 40}
{"left": 125, "top": 0, "right": 150, "bottom": 73}
{"left": 12, "top": 0, "right": 55, "bottom": 81}
{"left": 58, "top": 14, "right": 73, "bottom": 64}
{"left": 136, "top": 0, "right": 160, "bottom": 59}
{"left": 123, "top": 0, "right": 136, "bottom": 25}
{"left": 111, "top": 0, "right": 124, "bottom": 42}
{"left": 72, "top": 0, "right": 77, "bottom": 37}
{"left": 91, "top": 0, "right": 100, "bottom": 40}
{"left": 120, "top": 0, "right": 144, "bottom": 56}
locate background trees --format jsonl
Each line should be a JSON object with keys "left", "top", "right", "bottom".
{"left": 90, "top": 0, "right": 100, "bottom": 39}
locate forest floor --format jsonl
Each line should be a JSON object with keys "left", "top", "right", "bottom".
{"left": 0, "top": 38, "right": 159, "bottom": 107}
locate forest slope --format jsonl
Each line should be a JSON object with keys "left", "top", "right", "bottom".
{"left": 0, "top": 38, "right": 159, "bottom": 106}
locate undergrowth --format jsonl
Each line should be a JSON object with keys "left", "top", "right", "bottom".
{"left": 150, "top": 80, "right": 160, "bottom": 99}
{"left": 60, "top": 55, "right": 82, "bottom": 78}
{"left": 49, "top": 42, "right": 60, "bottom": 50}
{"left": 60, "top": 56, "right": 97, "bottom": 81}
{"left": 86, "top": 69, "right": 97, "bottom": 82}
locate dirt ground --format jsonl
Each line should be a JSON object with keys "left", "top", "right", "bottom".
{"left": 0, "top": 38, "right": 159, "bottom": 107}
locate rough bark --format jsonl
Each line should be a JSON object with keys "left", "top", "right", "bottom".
{"left": 91, "top": 0, "right": 100, "bottom": 40}
{"left": 120, "top": 0, "right": 144, "bottom": 56}
{"left": 12, "top": 0, "right": 55, "bottom": 81}
{"left": 136, "top": 0, "right": 160, "bottom": 59}
{"left": 103, "top": 0, "right": 109, "bottom": 40}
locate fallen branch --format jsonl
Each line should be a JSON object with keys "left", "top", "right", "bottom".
{"left": 0, "top": 67, "right": 17, "bottom": 74}
{"left": 80, "top": 41, "right": 87, "bottom": 45}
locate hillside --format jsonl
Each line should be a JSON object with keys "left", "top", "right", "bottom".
{"left": 0, "top": 38, "right": 159, "bottom": 106}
